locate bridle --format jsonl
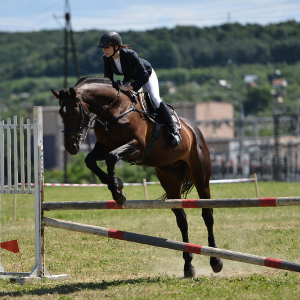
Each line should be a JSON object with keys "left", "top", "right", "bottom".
{"left": 59, "top": 89, "right": 122, "bottom": 146}
{"left": 60, "top": 98, "right": 90, "bottom": 145}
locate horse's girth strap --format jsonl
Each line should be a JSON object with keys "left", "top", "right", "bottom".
{"left": 131, "top": 122, "right": 161, "bottom": 165}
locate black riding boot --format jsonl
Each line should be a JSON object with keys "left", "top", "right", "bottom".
{"left": 156, "top": 101, "right": 182, "bottom": 147}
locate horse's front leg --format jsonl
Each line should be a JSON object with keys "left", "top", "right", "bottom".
{"left": 106, "top": 140, "right": 141, "bottom": 205}
{"left": 85, "top": 141, "right": 123, "bottom": 189}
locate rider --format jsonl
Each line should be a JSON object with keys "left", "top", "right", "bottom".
{"left": 98, "top": 31, "right": 182, "bottom": 147}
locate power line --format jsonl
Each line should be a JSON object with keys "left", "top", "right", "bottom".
{"left": 69, "top": 2, "right": 300, "bottom": 29}
{"left": 2, "top": 0, "right": 300, "bottom": 32}
{"left": 9, "top": 0, "right": 62, "bottom": 28}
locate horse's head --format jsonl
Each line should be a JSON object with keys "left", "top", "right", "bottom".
{"left": 51, "top": 87, "right": 90, "bottom": 155}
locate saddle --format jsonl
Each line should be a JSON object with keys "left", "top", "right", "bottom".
{"left": 137, "top": 92, "right": 182, "bottom": 130}
{"left": 128, "top": 92, "right": 182, "bottom": 164}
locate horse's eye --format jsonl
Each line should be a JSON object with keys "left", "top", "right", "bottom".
{"left": 63, "top": 106, "right": 67, "bottom": 114}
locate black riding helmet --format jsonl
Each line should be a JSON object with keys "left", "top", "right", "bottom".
{"left": 98, "top": 31, "right": 122, "bottom": 48}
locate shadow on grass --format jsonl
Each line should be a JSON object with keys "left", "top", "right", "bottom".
{"left": 0, "top": 276, "right": 182, "bottom": 297}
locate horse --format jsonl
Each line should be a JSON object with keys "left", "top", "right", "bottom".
{"left": 51, "top": 76, "right": 223, "bottom": 278}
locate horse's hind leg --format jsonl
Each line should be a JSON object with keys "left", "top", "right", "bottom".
{"left": 155, "top": 165, "right": 196, "bottom": 278}
{"left": 201, "top": 195, "right": 223, "bottom": 273}
{"left": 188, "top": 169, "right": 223, "bottom": 273}
{"left": 172, "top": 208, "right": 196, "bottom": 278}
{"left": 183, "top": 130, "right": 223, "bottom": 273}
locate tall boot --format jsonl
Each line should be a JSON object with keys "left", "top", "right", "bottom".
{"left": 156, "top": 101, "right": 182, "bottom": 147}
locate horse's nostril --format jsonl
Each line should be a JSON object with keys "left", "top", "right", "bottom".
{"left": 65, "top": 143, "right": 79, "bottom": 155}
{"left": 72, "top": 143, "right": 79, "bottom": 153}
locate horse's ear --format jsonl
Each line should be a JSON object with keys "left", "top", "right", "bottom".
{"left": 51, "top": 89, "right": 60, "bottom": 100}
{"left": 69, "top": 87, "right": 77, "bottom": 98}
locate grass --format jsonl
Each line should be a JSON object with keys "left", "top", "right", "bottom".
{"left": 0, "top": 181, "right": 300, "bottom": 299}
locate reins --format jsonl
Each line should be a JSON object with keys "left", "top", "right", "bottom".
{"left": 89, "top": 88, "right": 154, "bottom": 148}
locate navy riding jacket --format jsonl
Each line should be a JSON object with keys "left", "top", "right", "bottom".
{"left": 103, "top": 48, "right": 152, "bottom": 92}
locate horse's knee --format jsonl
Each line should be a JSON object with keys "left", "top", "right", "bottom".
{"left": 106, "top": 152, "right": 118, "bottom": 168}
{"left": 85, "top": 152, "right": 96, "bottom": 169}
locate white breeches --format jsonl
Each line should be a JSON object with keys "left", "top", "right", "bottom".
{"left": 144, "top": 69, "right": 162, "bottom": 108}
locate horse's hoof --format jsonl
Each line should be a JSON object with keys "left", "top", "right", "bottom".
{"left": 184, "top": 266, "right": 196, "bottom": 278}
{"left": 211, "top": 258, "right": 223, "bottom": 273}
{"left": 114, "top": 190, "right": 126, "bottom": 206}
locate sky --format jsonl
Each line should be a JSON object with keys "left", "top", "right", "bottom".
{"left": 0, "top": 0, "right": 299, "bottom": 33}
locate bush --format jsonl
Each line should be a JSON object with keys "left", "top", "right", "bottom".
{"left": 116, "top": 163, "right": 158, "bottom": 183}
{"left": 44, "top": 153, "right": 158, "bottom": 184}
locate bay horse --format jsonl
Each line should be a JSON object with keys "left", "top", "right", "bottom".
{"left": 51, "top": 76, "right": 223, "bottom": 278}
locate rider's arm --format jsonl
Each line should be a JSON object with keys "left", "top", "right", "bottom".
{"left": 127, "top": 51, "right": 151, "bottom": 92}
{"left": 103, "top": 55, "right": 114, "bottom": 82}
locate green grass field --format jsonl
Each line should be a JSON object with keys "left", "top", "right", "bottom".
{"left": 0, "top": 181, "right": 300, "bottom": 299}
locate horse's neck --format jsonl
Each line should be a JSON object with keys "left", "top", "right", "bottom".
{"left": 85, "top": 89, "right": 132, "bottom": 117}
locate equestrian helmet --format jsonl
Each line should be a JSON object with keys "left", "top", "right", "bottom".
{"left": 98, "top": 31, "right": 122, "bottom": 48}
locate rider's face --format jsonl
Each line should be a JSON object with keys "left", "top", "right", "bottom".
{"left": 103, "top": 46, "right": 118, "bottom": 57}
{"left": 103, "top": 46, "right": 114, "bottom": 57}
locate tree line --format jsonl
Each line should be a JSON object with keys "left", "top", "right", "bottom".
{"left": 1, "top": 21, "right": 300, "bottom": 81}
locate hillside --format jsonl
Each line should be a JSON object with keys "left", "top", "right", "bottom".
{"left": 1, "top": 21, "right": 300, "bottom": 119}
{"left": 1, "top": 21, "right": 300, "bottom": 80}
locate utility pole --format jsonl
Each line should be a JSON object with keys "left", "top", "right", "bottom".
{"left": 62, "top": 0, "right": 96, "bottom": 183}
{"left": 273, "top": 109, "right": 281, "bottom": 181}
{"left": 238, "top": 101, "right": 245, "bottom": 176}
{"left": 227, "top": 12, "right": 231, "bottom": 24}
{"left": 271, "top": 70, "right": 284, "bottom": 182}
{"left": 63, "top": 0, "right": 80, "bottom": 183}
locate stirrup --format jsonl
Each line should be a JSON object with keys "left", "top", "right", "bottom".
{"left": 169, "top": 132, "right": 182, "bottom": 147}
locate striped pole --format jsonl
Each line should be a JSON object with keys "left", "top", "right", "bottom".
{"left": 42, "top": 217, "right": 300, "bottom": 273}
{"left": 41, "top": 178, "right": 254, "bottom": 186}
{"left": 42, "top": 197, "right": 300, "bottom": 211}
{"left": 8, "top": 178, "right": 255, "bottom": 188}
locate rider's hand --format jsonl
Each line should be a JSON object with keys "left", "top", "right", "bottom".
{"left": 118, "top": 83, "right": 133, "bottom": 92}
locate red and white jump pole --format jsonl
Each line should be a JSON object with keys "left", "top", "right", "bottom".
{"left": 42, "top": 217, "right": 300, "bottom": 273}
{"left": 42, "top": 197, "right": 300, "bottom": 211}
{"left": 16, "top": 178, "right": 253, "bottom": 187}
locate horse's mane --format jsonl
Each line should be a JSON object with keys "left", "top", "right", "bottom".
{"left": 57, "top": 76, "right": 117, "bottom": 99}
{"left": 73, "top": 76, "right": 113, "bottom": 88}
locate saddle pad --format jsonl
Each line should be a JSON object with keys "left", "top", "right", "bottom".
{"left": 138, "top": 93, "right": 182, "bottom": 130}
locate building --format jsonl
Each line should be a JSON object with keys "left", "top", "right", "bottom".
{"left": 172, "top": 101, "right": 234, "bottom": 139}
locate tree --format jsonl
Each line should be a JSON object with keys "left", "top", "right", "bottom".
{"left": 243, "top": 85, "right": 273, "bottom": 116}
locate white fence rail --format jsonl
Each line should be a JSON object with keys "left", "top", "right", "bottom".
{"left": 0, "top": 107, "right": 46, "bottom": 280}
{"left": 0, "top": 116, "right": 33, "bottom": 194}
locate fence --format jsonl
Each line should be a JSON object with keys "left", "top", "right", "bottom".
{"left": 210, "top": 140, "right": 300, "bottom": 182}
{"left": 0, "top": 107, "right": 69, "bottom": 281}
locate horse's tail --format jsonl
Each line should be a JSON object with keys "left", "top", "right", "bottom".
{"left": 181, "top": 177, "right": 195, "bottom": 198}
{"left": 158, "top": 177, "right": 195, "bottom": 200}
